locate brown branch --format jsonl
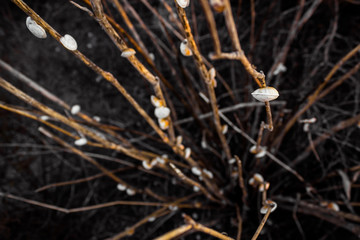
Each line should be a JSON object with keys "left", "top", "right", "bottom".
{"left": 174, "top": 1, "right": 232, "bottom": 160}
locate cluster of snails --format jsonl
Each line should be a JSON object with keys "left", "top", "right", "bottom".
{"left": 151, "top": 95, "right": 171, "bottom": 130}
{"left": 248, "top": 173, "right": 277, "bottom": 214}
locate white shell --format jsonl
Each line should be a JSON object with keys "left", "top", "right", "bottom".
{"left": 260, "top": 200, "right": 277, "bottom": 214}
{"left": 155, "top": 156, "right": 165, "bottom": 164}
{"left": 203, "top": 169, "right": 213, "bottom": 179}
{"left": 148, "top": 217, "right": 156, "bottom": 222}
{"left": 180, "top": 39, "right": 192, "bottom": 56}
{"left": 168, "top": 205, "right": 178, "bottom": 211}
{"left": 184, "top": 147, "right": 191, "bottom": 159}
{"left": 26, "top": 17, "right": 47, "bottom": 39}
{"left": 191, "top": 167, "right": 201, "bottom": 176}
{"left": 176, "top": 0, "right": 190, "bottom": 8}
{"left": 328, "top": 202, "right": 340, "bottom": 211}
{"left": 60, "top": 34, "right": 78, "bottom": 51}
{"left": 149, "top": 53, "right": 155, "bottom": 61}
{"left": 121, "top": 48, "right": 136, "bottom": 58}
{"left": 40, "top": 115, "right": 50, "bottom": 121}
{"left": 117, "top": 183, "right": 127, "bottom": 191}
{"left": 158, "top": 118, "right": 169, "bottom": 130}
{"left": 176, "top": 135, "right": 183, "bottom": 146}
{"left": 221, "top": 124, "right": 228, "bottom": 134}
{"left": 71, "top": 105, "right": 81, "bottom": 115}
{"left": 93, "top": 116, "right": 101, "bottom": 122}
{"left": 142, "top": 160, "right": 153, "bottom": 170}
{"left": 193, "top": 186, "right": 200, "bottom": 192}
{"left": 253, "top": 173, "right": 264, "bottom": 183}
{"left": 209, "top": 68, "right": 216, "bottom": 79}
{"left": 126, "top": 188, "right": 136, "bottom": 196}
{"left": 255, "top": 148, "right": 267, "bottom": 158}
{"left": 228, "top": 158, "right": 236, "bottom": 164}
{"left": 150, "top": 95, "right": 163, "bottom": 107}
{"left": 273, "top": 63, "right": 287, "bottom": 76}
{"left": 251, "top": 87, "right": 279, "bottom": 102}
{"left": 154, "top": 106, "right": 170, "bottom": 119}
{"left": 74, "top": 138, "right": 87, "bottom": 146}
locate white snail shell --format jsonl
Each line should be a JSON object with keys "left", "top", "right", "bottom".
{"left": 71, "top": 104, "right": 81, "bottom": 115}
{"left": 260, "top": 200, "right": 277, "bottom": 214}
{"left": 176, "top": 0, "right": 190, "bottom": 8}
{"left": 142, "top": 160, "right": 153, "bottom": 170}
{"left": 203, "top": 169, "right": 213, "bottom": 179}
{"left": 150, "top": 95, "right": 163, "bottom": 107}
{"left": 117, "top": 183, "right": 127, "bottom": 191}
{"left": 74, "top": 138, "right": 87, "bottom": 146}
{"left": 126, "top": 188, "right": 136, "bottom": 196}
{"left": 191, "top": 167, "right": 201, "bottom": 176}
{"left": 158, "top": 118, "right": 169, "bottom": 130}
{"left": 26, "top": 17, "right": 47, "bottom": 39}
{"left": 154, "top": 106, "right": 170, "bottom": 119}
{"left": 251, "top": 86, "right": 279, "bottom": 102}
{"left": 60, "top": 34, "right": 78, "bottom": 51}
{"left": 180, "top": 39, "right": 192, "bottom": 57}
{"left": 210, "top": 0, "right": 225, "bottom": 13}
{"left": 184, "top": 147, "right": 191, "bottom": 159}
{"left": 121, "top": 48, "right": 136, "bottom": 58}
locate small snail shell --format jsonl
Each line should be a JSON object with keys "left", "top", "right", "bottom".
{"left": 184, "top": 147, "right": 191, "bottom": 159}
{"left": 126, "top": 188, "right": 136, "bottom": 196}
{"left": 150, "top": 95, "right": 163, "bottom": 107}
{"left": 210, "top": 0, "right": 225, "bottom": 13}
{"left": 180, "top": 39, "right": 192, "bottom": 57}
{"left": 327, "top": 202, "right": 340, "bottom": 211}
{"left": 191, "top": 167, "right": 201, "bottom": 176}
{"left": 154, "top": 106, "right": 170, "bottom": 119}
{"left": 193, "top": 186, "right": 200, "bottom": 192}
{"left": 142, "top": 160, "right": 153, "bottom": 170}
{"left": 60, "top": 34, "right": 78, "bottom": 51}
{"left": 74, "top": 138, "right": 87, "bottom": 146}
{"left": 221, "top": 124, "right": 228, "bottom": 134}
{"left": 117, "top": 183, "right": 127, "bottom": 191}
{"left": 26, "top": 17, "right": 47, "bottom": 39}
{"left": 203, "top": 169, "right": 213, "bottom": 179}
{"left": 260, "top": 200, "right": 277, "bottom": 214}
{"left": 148, "top": 217, "right": 156, "bottom": 222}
{"left": 71, "top": 104, "right": 81, "bottom": 115}
{"left": 209, "top": 67, "right": 216, "bottom": 80}
{"left": 251, "top": 86, "right": 279, "bottom": 102}
{"left": 176, "top": 0, "right": 190, "bottom": 8}
{"left": 158, "top": 118, "right": 169, "bottom": 130}
{"left": 121, "top": 48, "right": 136, "bottom": 58}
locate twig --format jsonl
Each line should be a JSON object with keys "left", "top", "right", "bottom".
{"left": 250, "top": 208, "right": 272, "bottom": 240}
{"left": 174, "top": 1, "right": 232, "bottom": 160}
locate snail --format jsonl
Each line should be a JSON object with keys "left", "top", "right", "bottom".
{"left": 158, "top": 118, "right": 169, "bottom": 130}
{"left": 154, "top": 106, "right": 170, "bottom": 119}
{"left": 210, "top": 0, "right": 225, "bottom": 13}
{"left": 176, "top": 0, "right": 190, "bottom": 8}
{"left": 117, "top": 183, "right": 127, "bottom": 191}
{"left": 180, "top": 39, "right": 193, "bottom": 57}
{"left": 121, "top": 48, "right": 136, "bottom": 58}
{"left": 150, "top": 95, "right": 163, "bottom": 107}
{"left": 74, "top": 138, "right": 87, "bottom": 146}
{"left": 126, "top": 188, "right": 136, "bottom": 196}
{"left": 70, "top": 104, "right": 81, "bottom": 115}
{"left": 26, "top": 17, "right": 47, "bottom": 39}
{"left": 251, "top": 86, "right": 279, "bottom": 102}
{"left": 184, "top": 147, "right": 191, "bottom": 159}
{"left": 260, "top": 200, "right": 277, "bottom": 214}
{"left": 191, "top": 166, "right": 201, "bottom": 176}
{"left": 60, "top": 34, "right": 78, "bottom": 51}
